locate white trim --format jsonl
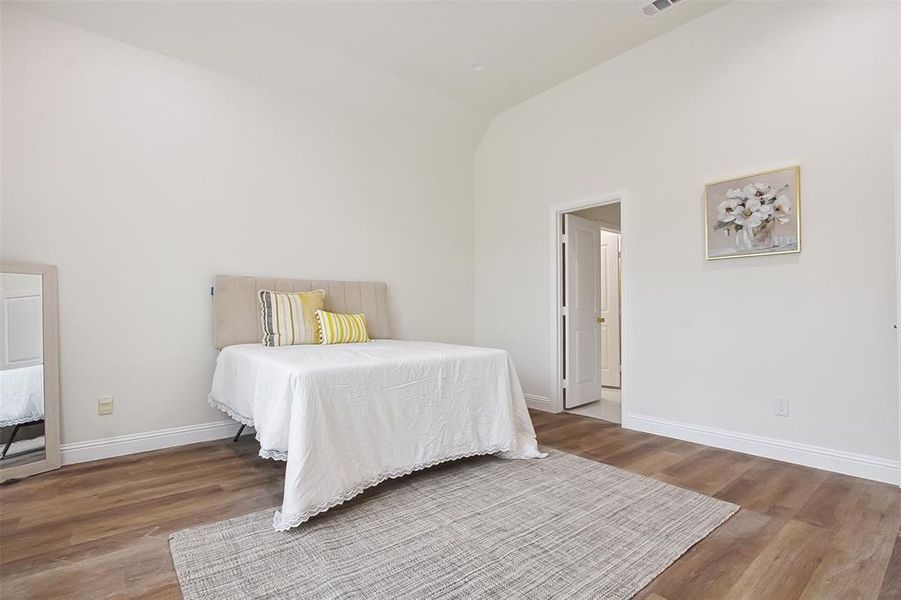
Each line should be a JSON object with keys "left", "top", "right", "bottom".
{"left": 549, "top": 191, "right": 629, "bottom": 417}
{"left": 623, "top": 413, "right": 900, "bottom": 485}
{"left": 524, "top": 393, "right": 553, "bottom": 412}
{"left": 60, "top": 420, "right": 254, "bottom": 465}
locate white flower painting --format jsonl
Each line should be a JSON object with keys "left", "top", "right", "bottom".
{"left": 705, "top": 166, "right": 800, "bottom": 259}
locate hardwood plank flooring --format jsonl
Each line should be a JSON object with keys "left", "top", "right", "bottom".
{"left": 1, "top": 410, "right": 898, "bottom": 599}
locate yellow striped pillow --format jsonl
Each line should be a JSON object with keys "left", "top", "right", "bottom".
{"left": 315, "top": 310, "right": 370, "bottom": 344}
{"left": 259, "top": 289, "right": 326, "bottom": 347}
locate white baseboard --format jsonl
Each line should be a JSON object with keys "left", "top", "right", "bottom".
{"left": 623, "top": 413, "right": 899, "bottom": 486}
{"left": 61, "top": 409, "right": 897, "bottom": 486}
{"left": 524, "top": 393, "right": 554, "bottom": 412}
{"left": 61, "top": 420, "right": 254, "bottom": 465}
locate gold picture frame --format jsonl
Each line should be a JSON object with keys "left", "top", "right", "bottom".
{"left": 704, "top": 165, "right": 801, "bottom": 260}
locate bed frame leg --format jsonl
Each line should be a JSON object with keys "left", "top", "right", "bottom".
{"left": 232, "top": 424, "right": 246, "bottom": 442}
{"left": 1, "top": 424, "right": 22, "bottom": 459}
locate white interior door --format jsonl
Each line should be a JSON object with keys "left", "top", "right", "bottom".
{"left": 1, "top": 273, "right": 44, "bottom": 371}
{"left": 600, "top": 230, "right": 621, "bottom": 388}
{"left": 563, "top": 214, "right": 602, "bottom": 408}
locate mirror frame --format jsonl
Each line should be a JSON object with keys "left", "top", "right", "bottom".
{"left": 0, "top": 262, "right": 61, "bottom": 483}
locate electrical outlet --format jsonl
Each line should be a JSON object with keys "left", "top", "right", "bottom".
{"left": 774, "top": 397, "right": 789, "bottom": 417}
{"left": 98, "top": 395, "right": 114, "bottom": 416}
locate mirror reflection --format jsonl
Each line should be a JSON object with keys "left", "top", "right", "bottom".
{"left": 0, "top": 273, "right": 46, "bottom": 466}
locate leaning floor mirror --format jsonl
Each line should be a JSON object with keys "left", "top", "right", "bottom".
{"left": 0, "top": 263, "right": 60, "bottom": 483}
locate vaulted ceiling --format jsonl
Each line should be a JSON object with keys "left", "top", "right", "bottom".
{"left": 13, "top": 1, "right": 728, "bottom": 119}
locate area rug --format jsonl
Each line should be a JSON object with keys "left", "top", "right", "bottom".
{"left": 170, "top": 450, "right": 738, "bottom": 599}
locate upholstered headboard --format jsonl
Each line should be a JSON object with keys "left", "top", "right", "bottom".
{"left": 213, "top": 275, "right": 390, "bottom": 349}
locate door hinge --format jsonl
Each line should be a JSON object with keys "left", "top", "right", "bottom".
{"left": 561, "top": 233, "right": 568, "bottom": 244}
{"left": 562, "top": 378, "right": 568, "bottom": 389}
{"left": 561, "top": 306, "right": 569, "bottom": 317}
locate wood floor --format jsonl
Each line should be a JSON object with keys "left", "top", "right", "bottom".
{"left": 1, "top": 411, "right": 899, "bottom": 599}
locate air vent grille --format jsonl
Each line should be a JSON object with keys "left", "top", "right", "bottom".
{"left": 640, "top": 0, "right": 680, "bottom": 17}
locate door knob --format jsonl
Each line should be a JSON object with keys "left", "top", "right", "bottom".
{"left": 597, "top": 317, "right": 605, "bottom": 324}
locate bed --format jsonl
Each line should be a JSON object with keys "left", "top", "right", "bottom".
{"left": 209, "top": 276, "right": 544, "bottom": 531}
{"left": 1, "top": 365, "right": 45, "bottom": 459}
{"left": 0, "top": 365, "right": 44, "bottom": 428}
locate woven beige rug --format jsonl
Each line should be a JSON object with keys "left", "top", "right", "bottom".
{"left": 170, "top": 450, "right": 737, "bottom": 599}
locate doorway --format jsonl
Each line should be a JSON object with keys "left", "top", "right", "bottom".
{"left": 550, "top": 195, "right": 625, "bottom": 424}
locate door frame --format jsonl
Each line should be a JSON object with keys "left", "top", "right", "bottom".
{"left": 894, "top": 131, "right": 900, "bottom": 487}
{"left": 548, "top": 190, "right": 629, "bottom": 416}
{"left": 598, "top": 226, "right": 622, "bottom": 389}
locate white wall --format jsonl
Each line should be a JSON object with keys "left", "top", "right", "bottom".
{"left": 1, "top": 8, "right": 482, "bottom": 445}
{"left": 475, "top": 2, "right": 900, "bottom": 466}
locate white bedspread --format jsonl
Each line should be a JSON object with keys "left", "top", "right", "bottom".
{"left": 209, "top": 340, "right": 544, "bottom": 531}
{"left": 0, "top": 365, "right": 45, "bottom": 427}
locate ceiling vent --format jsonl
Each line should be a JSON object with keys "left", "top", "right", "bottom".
{"left": 641, "top": 0, "right": 681, "bottom": 17}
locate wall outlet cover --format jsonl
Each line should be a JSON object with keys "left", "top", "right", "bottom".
{"left": 774, "top": 397, "right": 790, "bottom": 417}
{"left": 98, "top": 395, "right": 114, "bottom": 416}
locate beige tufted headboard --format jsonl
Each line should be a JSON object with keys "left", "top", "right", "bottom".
{"left": 213, "top": 275, "right": 390, "bottom": 349}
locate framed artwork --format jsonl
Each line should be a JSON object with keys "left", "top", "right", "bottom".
{"left": 705, "top": 165, "right": 800, "bottom": 260}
